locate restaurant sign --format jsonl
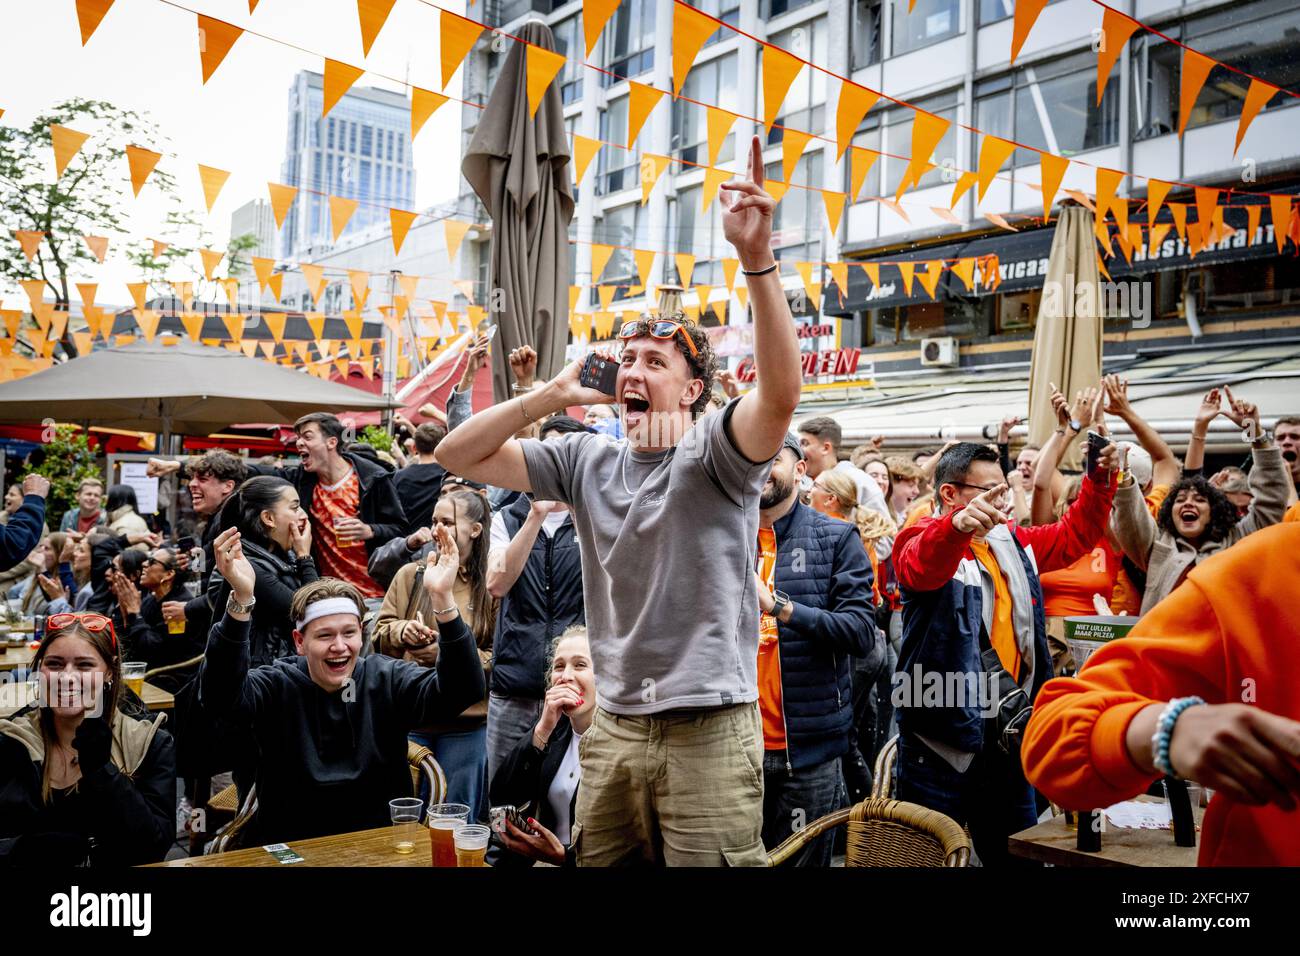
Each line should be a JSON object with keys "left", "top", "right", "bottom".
{"left": 736, "top": 347, "right": 865, "bottom": 383}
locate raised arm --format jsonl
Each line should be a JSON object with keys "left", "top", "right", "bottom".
{"left": 1102, "top": 374, "right": 1179, "bottom": 487}
{"left": 487, "top": 501, "right": 551, "bottom": 599}
{"left": 1221, "top": 389, "right": 1290, "bottom": 539}
{"left": 196, "top": 529, "right": 267, "bottom": 720}
{"left": 718, "top": 136, "right": 802, "bottom": 464}
{"left": 1184, "top": 387, "right": 1222, "bottom": 474}
{"left": 1029, "top": 385, "right": 1089, "bottom": 526}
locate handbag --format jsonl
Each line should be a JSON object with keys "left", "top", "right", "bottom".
{"left": 979, "top": 642, "right": 1033, "bottom": 761}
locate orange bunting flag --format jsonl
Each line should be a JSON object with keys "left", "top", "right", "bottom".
{"left": 590, "top": 244, "right": 615, "bottom": 283}
{"left": 266, "top": 273, "right": 284, "bottom": 303}
{"left": 674, "top": 254, "right": 696, "bottom": 288}
{"left": 258, "top": 340, "right": 278, "bottom": 360}
{"left": 134, "top": 309, "right": 161, "bottom": 342}
{"left": 50, "top": 311, "right": 70, "bottom": 342}
{"left": 598, "top": 285, "right": 618, "bottom": 312}
{"left": 126, "top": 282, "right": 148, "bottom": 311}
{"left": 241, "top": 340, "right": 260, "bottom": 360}
{"left": 444, "top": 219, "right": 471, "bottom": 262}
{"left": 398, "top": 274, "right": 419, "bottom": 299}
{"left": 627, "top": 81, "right": 666, "bottom": 147}
{"left": 568, "top": 313, "right": 590, "bottom": 342}
{"left": 1110, "top": 196, "right": 1129, "bottom": 240}
{"left": 222, "top": 314, "right": 245, "bottom": 343}
{"left": 263, "top": 311, "right": 286, "bottom": 342}
{"left": 50, "top": 125, "right": 90, "bottom": 178}
{"left": 976, "top": 136, "right": 1016, "bottom": 201}
{"left": 305, "top": 312, "right": 326, "bottom": 341}
{"left": 572, "top": 135, "right": 602, "bottom": 186}
{"left": 197, "top": 164, "right": 230, "bottom": 213}
{"left": 411, "top": 87, "right": 450, "bottom": 141}
{"left": 1270, "top": 195, "right": 1291, "bottom": 254}
{"left": 1063, "top": 189, "right": 1095, "bottom": 212}
{"left": 822, "top": 190, "right": 847, "bottom": 235}
{"left": 1146, "top": 179, "right": 1172, "bottom": 230}
{"left": 1194, "top": 187, "right": 1219, "bottom": 233}
{"left": 702, "top": 166, "right": 732, "bottom": 212}
{"left": 526, "top": 45, "right": 567, "bottom": 118}
{"left": 827, "top": 262, "right": 848, "bottom": 304}
{"left": 1178, "top": 50, "right": 1215, "bottom": 138}
{"left": 343, "top": 310, "right": 365, "bottom": 340}
{"left": 72, "top": 331, "right": 93, "bottom": 355}
{"left": 14, "top": 231, "right": 43, "bottom": 262}
{"left": 1235, "top": 79, "right": 1278, "bottom": 156}
{"left": 734, "top": 287, "right": 749, "bottom": 313}
{"left": 170, "top": 281, "right": 193, "bottom": 310}
{"left": 932, "top": 206, "right": 964, "bottom": 226}
{"left": 582, "top": 0, "right": 621, "bottom": 57}
{"left": 712, "top": 301, "right": 728, "bottom": 325}
{"left": 633, "top": 249, "right": 656, "bottom": 289}
{"left": 323, "top": 58, "right": 365, "bottom": 118}
{"left": 849, "top": 147, "right": 879, "bottom": 202}
{"left": 721, "top": 259, "right": 739, "bottom": 293}
{"left": 125, "top": 145, "right": 161, "bottom": 197}
{"left": 794, "top": 262, "right": 815, "bottom": 302}
{"left": 1170, "top": 203, "right": 1188, "bottom": 241}
{"left": 673, "top": 0, "right": 719, "bottom": 95}
{"left": 949, "top": 171, "right": 978, "bottom": 210}
{"left": 705, "top": 107, "right": 737, "bottom": 169}
{"left": 896, "top": 262, "right": 915, "bottom": 297}
{"left": 1037, "top": 152, "right": 1068, "bottom": 221}
{"left": 348, "top": 270, "right": 370, "bottom": 307}
{"left": 180, "top": 312, "right": 204, "bottom": 342}
{"left": 917, "top": 263, "right": 942, "bottom": 301}
{"left": 1097, "top": 9, "right": 1141, "bottom": 106}
{"left": 764, "top": 180, "right": 790, "bottom": 205}
{"left": 329, "top": 196, "right": 359, "bottom": 241}
{"left": 898, "top": 112, "right": 949, "bottom": 199}
{"left": 268, "top": 183, "right": 297, "bottom": 228}
{"left": 877, "top": 197, "right": 911, "bottom": 225}
{"left": 1094, "top": 167, "right": 1124, "bottom": 222}
{"left": 781, "top": 129, "right": 813, "bottom": 184}
{"left": 1149, "top": 223, "right": 1172, "bottom": 256}
{"left": 836, "top": 81, "right": 880, "bottom": 161}
{"left": 1246, "top": 205, "right": 1262, "bottom": 245}
{"left": 151, "top": 239, "right": 169, "bottom": 259}
{"left": 761, "top": 43, "right": 803, "bottom": 134}
{"left": 76, "top": 0, "right": 115, "bottom": 46}
{"left": 439, "top": 10, "right": 483, "bottom": 89}
{"left": 21, "top": 279, "right": 46, "bottom": 312}
{"left": 76, "top": 283, "right": 97, "bottom": 309}
{"left": 197, "top": 15, "right": 242, "bottom": 84}
{"left": 951, "top": 257, "right": 976, "bottom": 292}
{"left": 199, "top": 248, "right": 223, "bottom": 280}
{"left": 640, "top": 154, "right": 672, "bottom": 205}
{"left": 390, "top": 207, "right": 417, "bottom": 254}
{"left": 220, "top": 278, "right": 240, "bottom": 308}
{"left": 357, "top": 0, "right": 397, "bottom": 56}
{"left": 985, "top": 212, "right": 1018, "bottom": 232}
{"left": 1010, "top": 0, "right": 1049, "bottom": 64}
{"left": 252, "top": 257, "right": 276, "bottom": 292}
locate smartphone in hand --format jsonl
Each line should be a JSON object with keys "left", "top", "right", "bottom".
{"left": 579, "top": 353, "right": 619, "bottom": 397}
{"left": 1085, "top": 430, "right": 1108, "bottom": 479}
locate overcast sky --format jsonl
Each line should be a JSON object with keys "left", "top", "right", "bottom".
{"left": 0, "top": 0, "right": 468, "bottom": 305}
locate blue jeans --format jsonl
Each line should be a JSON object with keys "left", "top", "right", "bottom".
{"left": 411, "top": 726, "right": 488, "bottom": 824}
{"left": 761, "top": 752, "right": 844, "bottom": 867}
{"left": 895, "top": 733, "right": 1039, "bottom": 867}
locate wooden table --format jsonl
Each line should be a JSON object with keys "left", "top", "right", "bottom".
{"left": 1008, "top": 796, "right": 1203, "bottom": 867}
{"left": 0, "top": 642, "right": 36, "bottom": 672}
{"left": 150, "top": 825, "right": 437, "bottom": 867}
{"left": 0, "top": 679, "right": 174, "bottom": 716}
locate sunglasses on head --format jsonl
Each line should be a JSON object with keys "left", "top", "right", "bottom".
{"left": 45, "top": 612, "right": 118, "bottom": 652}
{"left": 617, "top": 319, "right": 699, "bottom": 359}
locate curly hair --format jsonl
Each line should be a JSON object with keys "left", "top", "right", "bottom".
{"left": 622, "top": 312, "right": 718, "bottom": 418}
{"left": 1156, "top": 474, "right": 1238, "bottom": 544}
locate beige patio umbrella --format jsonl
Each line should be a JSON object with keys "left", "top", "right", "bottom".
{"left": 461, "top": 19, "right": 575, "bottom": 404}
{"left": 1026, "top": 202, "right": 1104, "bottom": 470}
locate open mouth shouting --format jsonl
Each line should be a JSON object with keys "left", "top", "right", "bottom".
{"left": 322, "top": 652, "right": 352, "bottom": 677}
{"left": 622, "top": 388, "right": 651, "bottom": 427}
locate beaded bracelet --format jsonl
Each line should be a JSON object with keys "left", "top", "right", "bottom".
{"left": 1151, "top": 696, "right": 1205, "bottom": 778}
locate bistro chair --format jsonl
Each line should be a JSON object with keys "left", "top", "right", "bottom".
{"left": 767, "top": 797, "right": 971, "bottom": 867}
{"left": 870, "top": 734, "right": 899, "bottom": 799}
{"left": 144, "top": 653, "right": 204, "bottom": 683}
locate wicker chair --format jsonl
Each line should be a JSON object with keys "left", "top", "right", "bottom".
{"left": 870, "top": 734, "right": 898, "bottom": 799}
{"left": 143, "top": 653, "right": 204, "bottom": 682}
{"left": 767, "top": 797, "right": 971, "bottom": 867}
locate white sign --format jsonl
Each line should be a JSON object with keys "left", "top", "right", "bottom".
{"left": 119, "top": 462, "right": 159, "bottom": 515}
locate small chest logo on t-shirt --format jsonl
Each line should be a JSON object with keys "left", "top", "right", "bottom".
{"left": 638, "top": 490, "right": 666, "bottom": 509}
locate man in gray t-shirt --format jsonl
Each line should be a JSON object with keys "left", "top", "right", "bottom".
{"left": 436, "top": 136, "right": 802, "bottom": 866}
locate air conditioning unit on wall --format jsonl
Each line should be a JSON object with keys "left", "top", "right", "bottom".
{"left": 920, "top": 337, "right": 959, "bottom": 368}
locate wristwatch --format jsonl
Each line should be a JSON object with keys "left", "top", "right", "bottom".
{"left": 226, "top": 592, "right": 257, "bottom": 615}
{"left": 770, "top": 589, "right": 791, "bottom": 618}
{"left": 1068, "top": 419, "right": 1083, "bottom": 433}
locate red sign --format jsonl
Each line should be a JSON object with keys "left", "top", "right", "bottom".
{"left": 735, "top": 347, "right": 862, "bottom": 383}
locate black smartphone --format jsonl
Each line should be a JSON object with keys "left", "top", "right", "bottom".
{"left": 176, "top": 535, "right": 196, "bottom": 552}
{"left": 579, "top": 353, "right": 619, "bottom": 397}
{"left": 1085, "top": 430, "right": 1108, "bottom": 478}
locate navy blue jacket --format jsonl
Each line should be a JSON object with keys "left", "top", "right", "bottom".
{"left": 0, "top": 495, "right": 45, "bottom": 573}
{"left": 770, "top": 501, "right": 880, "bottom": 771}
{"left": 491, "top": 496, "right": 584, "bottom": 699}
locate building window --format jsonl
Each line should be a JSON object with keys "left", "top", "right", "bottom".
{"left": 881, "top": 91, "right": 960, "bottom": 196}
{"left": 327, "top": 118, "right": 335, "bottom": 149}
{"left": 893, "top": 0, "right": 960, "bottom": 57}
{"left": 849, "top": 114, "right": 883, "bottom": 203}
{"left": 765, "top": 153, "right": 824, "bottom": 263}
{"left": 672, "top": 53, "right": 738, "bottom": 165}
{"left": 900, "top": 298, "right": 986, "bottom": 341}
{"left": 977, "top": 0, "right": 1062, "bottom": 27}
{"left": 695, "top": 0, "right": 740, "bottom": 47}
{"left": 765, "top": 0, "right": 815, "bottom": 16}
{"left": 996, "top": 289, "right": 1040, "bottom": 332}
{"left": 852, "top": 1, "right": 883, "bottom": 70}
{"left": 603, "top": 0, "right": 656, "bottom": 83}
{"left": 552, "top": 14, "right": 585, "bottom": 104}
{"left": 597, "top": 96, "right": 639, "bottom": 195}
{"left": 766, "top": 19, "right": 828, "bottom": 149}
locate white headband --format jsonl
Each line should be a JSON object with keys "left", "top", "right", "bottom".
{"left": 296, "top": 597, "right": 361, "bottom": 631}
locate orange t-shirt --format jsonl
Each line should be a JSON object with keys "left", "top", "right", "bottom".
{"left": 1041, "top": 543, "right": 1123, "bottom": 617}
{"left": 310, "top": 469, "right": 382, "bottom": 598}
{"left": 755, "top": 527, "right": 785, "bottom": 750}
{"left": 969, "top": 538, "right": 1020, "bottom": 682}
{"left": 902, "top": 496, "right": 936, "bottom": 530}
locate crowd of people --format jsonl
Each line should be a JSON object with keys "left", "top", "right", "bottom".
{"left": 2, "top": 137, "right": 1298, "bottom": 868}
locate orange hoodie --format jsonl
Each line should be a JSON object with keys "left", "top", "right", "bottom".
{"left": 1022, "top": 522, "right": 1300, "bottom": 866}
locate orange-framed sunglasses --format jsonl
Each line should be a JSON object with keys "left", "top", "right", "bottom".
{"left": 45, "top": 612, "right": 118, "bottom": 652}
{"left": 617, "top": 319, "right": 699, "bottom": 359}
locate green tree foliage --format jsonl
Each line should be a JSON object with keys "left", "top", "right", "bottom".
{"left": 25, "top": 426, "right": 102, "bottom": 529}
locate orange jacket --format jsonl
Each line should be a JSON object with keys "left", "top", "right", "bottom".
{"left": 1022, "top": 522, "right": 1300, "bottom": 866}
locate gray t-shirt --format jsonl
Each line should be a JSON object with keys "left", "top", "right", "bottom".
{"left": 520, "top": 401, "right": 772, "bottom": 715}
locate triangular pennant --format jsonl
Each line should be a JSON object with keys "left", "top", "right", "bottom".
{"left": 951, "top": 257, "right": 975, "bottom": 292}
{"left": 114, "top": 334, "right": 136, "bottom": 348}
{"left": 329, "top": 196, "right": 359, "bottom": 241}
{"left": 1127, "top": 222, "right": 1145, "bottom": 258}
{"left": 151, "top": 239, "right": 169, "bottom": 260}
{"left": 76, "top": 0, "right": 115, "bottom": 46}
{"left": 1235, "top": 79, "right": 1278, "bottom": 156}
{"left": 794, "top": 262, "right": 815, "bottom": 303}
{"left": 721, "top": 259, "right": 740, "bottom": 293}
{"left": 133, "top": 308, "right": 160, "bottom": 342}
{"left": 674, "top": 253, "right": 696, "bottom": 288}
{"left": 1146, "top": 179, "right": 1172, "bottom": 230}
{"left": 761, "top": 43, "right": 803, "bottom": 133}
{"left": 197, "top": 164, "right": 230, "bottom": 213}
{"left": 20, "top": 279, "right": 46, "bottom": 313}
{"left": 348, "top": 270, "right": 371, "bottom": 307}
{"left": 199, "top": 248, "right": 223, "bottom": 280}
{"left": 1269, "top": 195, "right": 1292, "bottom": 254}
{"left": 1171, "top": 203, "right": 1188, "bottom": 241}
{"left": 859, "top": 262, "right": 880, "bottom": 290}
{"left": 627, "top": 81, "right": 666, "bottom": 147}
{"left": 932, "top": 206, "right": 964, "bottom": 226}
{"left": 1097, "top": 9, "right": 1141, "bottom": 106}
{"left": 827, "top": 262, "right": 848, "bottom": 305}
{"left": 1063, "top": 189, "right": 1096, "bottom": 212}
{"left": 258, "top": 339, "right": 278, "bottom": 360}
{"left": 14, "top": 231, "right": 43, "bottom": 262}
{"left": 50, "top": 125, "right": 90, "bottom": 178}
{"left": 735, "top": 287, "right": 749, "bottom": 313}
{"left": 1246, "top": 205, "right": 1262, "bottom": 246}
{"left": 702, "top": 166, "right": 733, "bottom": 212}
{"left": 705, "top": 107, "right": 737, "bottom": 169}
{"left": 673, "top": 0, "right": 719, "bottom": 95}
{"left": 266, "top": 273, "right": 284, "bottom": 303}
{"left": 976, "top": 135, "right": 1016, "bottom": 201}
{"left": 569, "top": 312, "right": 591, "bottom": 342}
{"left": 949, "top": 170, "right": 978, "bottom": 210}
{"left": 305, "top": 312, "right": 326, "bottom": 341}
{"left": 572, "top": 134, "right": 602, "bottom": 186}
{"left": 83, "top": 306, "right": 107, "bottom": 339}
{"left": 220, "top": 277, "right": 240, "bottom": 308}
{"left": 764, "top": 180, "right": 790, "bottom": 205}
{"left": 693, "top": 285, "right": 714, "bottom": 313}
{"left": 590, "top": 244, "right": 615, "bottom": 283}
{"left": 439, "top": 10, "right": 483, "bottom": 89}
{"left": 323, "top": 58, "right": 365, "bottom": 118}
{"left": 711, "top": 300, "right": 728, "bottom": 325}
{"left": 1194, "top": 187, "right": 1219, "bottom": 234}
{"left": 985, "top": 212, "right": 1018, "bottom": 232}
{"left": 633, "top": 249, "right": 656, "bottom": 289}
{"left": 343, "top": 310, "right": 365, "bottom": 340}
{"left": 267, "top": 182, "right": 297, "bottom": 228}
{"left": 780, "top": 128, "right": 813, "bottom": 184}
{"left": 836, "top": 81, "right": 880, "bottom": 161}
{"left": 76, "top": 283, "right": 97, "bottom": 309}
{"left": 241, "top": 339, "right": 260, "bottom": 359}
{"left": 896, "top": 261, "right": 915, "bottom": 297}
{"left": 72, "top": 331, "right": 93, "bottom": 355}
{"left": 1177, "top": 50, "right": 1216, "bottom": 139}
{"left": 582, "top": 0, "right": 621, "bottom": 56}
{"left": 849, "top": 147, "right": 879, "bottom": 202}
{"left": 444, "top": 219, "right": 471, "bottom": 262}
{"left": 222, "top": 313, "right": 245, "bottom": 343}
{"left": 125, "top": 145, "right": 161, "bottom": 197}
{"left": 180, "top": 312, "right": 204, "bottom": 342}
{"left": 410, "top": 87, "right": 450, "bottom": 141}
{"left": 252, "top": 256, "right": 276, "bottom": 291}
{"left": 598, "top": 285, "right": 618, "bottom": 312}
{"left": 197, "top": 15, "right": 243, "bottom": 84}
{"left": 917, "top": 262, "right": 942, "bottom": 300}
{"left": 822, "top": 190, "right": 847, "bottom": 235}
{"left": 357, "top": 0, "right": 397, "bottom": 56}
{"left": 1094, "top": 167, "right": 1124, "bottom": 221}
{"left": 1010, "top": 0, "right": 1050, "bottom": 63}
{"left": 640, "top": 154, "right": 672, "bottom": 205}
{"left": 82, "top": 235, "right": 109, "bottom": 263}
{"left": 1111, "top": 196, "right": 1129, "bottom": 240}
{"left": 170, "top": 281, "right": 193, "bottom": 310}
{"left": 50, "top": 311, "right": 69, "bottom": 342}
{"left": 126, "top": 281, "right": 148, "bottom": 311}
{"left": 398, "top": 274, "right": 419, "bottom": 299}
{"left": 263, "top": 311, "right": 286, "bottom": 342}
{"left": 390, "top": 207, "right": 417, "bottom": 254}
{"left": 877, "top": 197, "right": 911, "bottom": 225}
{"left": 454, "top": 279, "right": 477, "bottom": 304}
{"left": 1148, "top": 223, "right": 1172, "bottom": 256}
{"left": 593, "top": 312, "right": 616, "bottom": 339}
{"left": 898, "top": 112, "right": 949, "bottom": 199}
{"left": 1038, "top": 152, "right": 1068, "bottom": 221}
{"left": 526, "top": 45, "right": 567, "bottom": 119}
{"left": 1114, "top": 223, "right": 1133, "bottom": 263}
{"left": 31, "top": 303, "right": 52, "bottom": 333}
